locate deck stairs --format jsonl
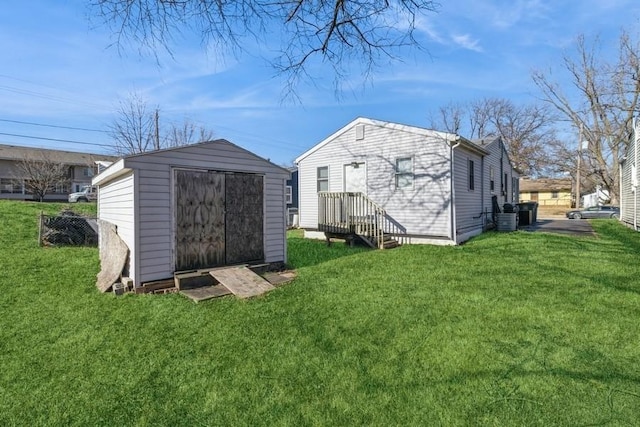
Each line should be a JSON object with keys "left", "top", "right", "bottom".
{"left": 318, "top": 192, "right": 406, "bottom": 250}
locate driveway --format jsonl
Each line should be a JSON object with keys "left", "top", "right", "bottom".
{"left": 520, "top": 217, "right": 596, "bottom": 237}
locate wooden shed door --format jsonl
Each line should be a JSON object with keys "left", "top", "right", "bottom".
{"left": 175, "top": 170, "right": 264, "bottom": 271}
{"left": 225, "top": 174, "right": 264, "bottom": 264}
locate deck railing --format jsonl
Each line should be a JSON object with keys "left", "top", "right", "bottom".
{"left": 318, "top": 192, "right": 407, "bottom": 248}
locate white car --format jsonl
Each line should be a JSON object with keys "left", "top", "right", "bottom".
{"left": 68, "top": 185, "right": 97, "bottom": 203}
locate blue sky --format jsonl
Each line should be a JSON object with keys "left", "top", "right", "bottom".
{"left": 1, "top": 1, "right": 638, "bottom": 166}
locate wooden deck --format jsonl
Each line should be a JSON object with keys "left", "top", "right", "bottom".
{"left": 317, "top": 192, "right": 406, "bottom": 249}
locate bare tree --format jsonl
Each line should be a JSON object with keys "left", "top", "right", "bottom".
{"left": 15, "top": 153, "right": 70, "bottom": 202}
{"left": 532, "top": 31, "right": 640, "bottom": 204}
{"left": 165, "top": 119, "right": 215, "bottom": 148}
{"left": 108, "top": 93, "right": 158, "bottom": 155}
{"left": 109, "top": 94, "right": 217, "bottom": 154}
{"left": 89, "top": 0, "right": 440, "bottom": 92}
{"left": 429, "top": 97, "right": 558, "bottom": 176}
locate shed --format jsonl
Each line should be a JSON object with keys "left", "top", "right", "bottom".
{"left": 92, "top": 139, "right": 291, "bottom": 290}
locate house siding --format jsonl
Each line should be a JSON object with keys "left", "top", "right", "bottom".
{"left": 297, "top": 121, "right": 453, "bottom": 237}
{"left": 453, "top": 148, "right": 483, "bottom": 238}
{"left": 620, "top": 119, "right": 639, "bottom": 228}
{"left": 95, "top": 140, "right": 289, "bottom": 287}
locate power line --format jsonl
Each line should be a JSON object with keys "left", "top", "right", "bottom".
{"left": 0, "top": 132, "right": 112, "bottom": 149}
{"left": 0, "top": 118, "right": 106, "bottom": 133}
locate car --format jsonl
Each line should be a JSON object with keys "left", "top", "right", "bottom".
{"left": 566, "top": 205, "right": 619, "bottom": 219}
{"left": 68, "top": 185, "right": 97, "bottom": 203}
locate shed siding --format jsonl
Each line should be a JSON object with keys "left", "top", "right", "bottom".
{"left": 97, "top": 171, "right": 136, "bottom": 282}
{"left": 298, "top": 122, "right": 453, "bottom": 237}
{"left": 117, "top": 140, "right": 287, "bottom": 284}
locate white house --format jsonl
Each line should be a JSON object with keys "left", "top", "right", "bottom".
{"left": 295, "top": 117, "right": 519, "bottom": 246}
{"left": 620, "top": 117, "right": 640, "bottom": 230}
{"left": 92, "top": 139, "right": 291, "bottom": 289}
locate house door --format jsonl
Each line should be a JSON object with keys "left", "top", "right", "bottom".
{"left": 344, "top": 162, "right": 367, "bottom": 193}
{"left": 530, "top": 191, "right": 539, "bottom": 201}
{"left": 174, "top": 170, "right": 264, "bottom": 271}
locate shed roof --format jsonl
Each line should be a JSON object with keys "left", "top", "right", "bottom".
{"left": 295, "top": 117, "right": 487, "bottom": 163}
{"left": 0, "top": 143, "right": 116, "bottom": 165}
{"left": 93, "top": 139, "right": 290, "bottom": 186}
{"left": 519, "top": 178, "right": 572, "bottom": 192}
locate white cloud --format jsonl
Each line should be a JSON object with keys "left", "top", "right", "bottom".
{"left": 452, "top": 34, "right": 483, "bottom": 52}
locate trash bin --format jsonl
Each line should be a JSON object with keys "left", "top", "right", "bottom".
{"left": 518, "top": 202, "right": 538, "bottom": 225}
{"left": 518, "top": 209, "right": 532, "bottom": 226}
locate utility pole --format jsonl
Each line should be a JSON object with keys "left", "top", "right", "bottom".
{"left": 154, "top": 109, "right": 160, "bottom": 150}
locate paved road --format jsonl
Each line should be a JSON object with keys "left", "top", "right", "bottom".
{"left": 520, "top": 217, "right": 596, "bottom": 237}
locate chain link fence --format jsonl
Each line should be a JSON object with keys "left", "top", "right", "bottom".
{"left": 39, "top": 210, "right": 98, "bottom": 247}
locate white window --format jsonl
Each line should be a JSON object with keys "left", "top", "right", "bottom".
{"left": 317, "top": 167, "right": 329, "bottom": 192}
{"left": 285, "top": 185, "right": 292, "bottom": 204}
{"left": 395, "top": 157, "right": 413, "bottom": 189}
{"left": 83, "top": 167, "right": 94, "bottom": 177}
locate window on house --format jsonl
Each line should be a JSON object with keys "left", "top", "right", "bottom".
{"left": 490, "top": 166, "right": 495, "bottom": 192}
{"left": 0, "top": 178, "right": 21, "bottom": 194}
{"left": 503, "top": 173, "right": 508, "bottom": 194}
{"left": 551, "top": 191, "right": 559, "bottom": 199}
{"left": 317, "top": 166, "right": 329, "bottom": 192}
{"left": 285, "top": 185, "right": 292, "bottom": 204}
{"left": 83, "top": 167, "right": 95, "bottom": 177}
{"left": 468, "top": 160, "right": 475, "bottom": 191}
{"left": 395, "top": 157, "right": 413, "bottom": 189}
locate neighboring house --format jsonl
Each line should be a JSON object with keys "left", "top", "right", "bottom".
{"left": 286, "top": 167, "right": 299, "bottom": 227}
{"left": 0, "top": 144, "right": 116, "bottom": 201}
{"left": 92, "top": 139, "right": 291, "bottom": 289}
{"left": 519, "top": 177, "right": 573, "bottom": 207}
{"left": 619, "top": 117, "right": 640, "bottom": 230}
{"left": 294, "top": 117, "right": 519, "bottom": 246}
{"left": 582, "top": 186, "right": 610, "bottom": 208}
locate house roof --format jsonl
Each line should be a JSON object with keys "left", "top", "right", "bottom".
{"left": 519, "top": 178, "right": 572, "bottom": 192}
{"left": 0, "top": 143, "right": 116, "bottom": 165}
{"left": 473, "top": 136, "right": 520, "bottom": 177}
{"left": 295, "top": 117, "right": 487, "bottom": 163}
{"left": 93, "top": 139, "right": 290, "bottom": 186}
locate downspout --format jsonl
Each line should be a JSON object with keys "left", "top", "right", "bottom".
{"left": 450, "top": 138, "right": 462, "bottom": 242}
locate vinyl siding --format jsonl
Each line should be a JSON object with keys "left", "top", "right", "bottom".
{"left": 481, "top": 139, "right": 520, "bottom": 216}
{"left": 453, "top": 148, "right": 483, "bottom": 237}
{"left": 297, "top": 121, "right": 453, "bottom": 237}
{"left": 96, "top": 140, "right": 289, "bottom": 287}
{"left": 97, "top": 171, "right": 136, "bottom": 282}
{"left": 620, "top": 120, "right": 638, "bottom": 228}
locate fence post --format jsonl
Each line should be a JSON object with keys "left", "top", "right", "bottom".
{"left": 38, "top": 211, "right": 44, "bottom": 247}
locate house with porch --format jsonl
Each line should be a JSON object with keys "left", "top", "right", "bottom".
{"left": 0, "top": 144, "right": 116, "bottom": 201}
{"left": 294, "top": 117, "right": 519, "bottom": 247}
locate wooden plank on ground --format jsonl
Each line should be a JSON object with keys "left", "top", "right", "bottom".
{"left": 181, "top": 284, "right": 232, "bottom": 302}
{"left": 209, "top": 266, "right": 275, "bottom": 299}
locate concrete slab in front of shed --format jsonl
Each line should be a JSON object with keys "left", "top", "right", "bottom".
{"left": 209, "top": 266, "right": 275, "bottom": 299}
{"left": 180, "top": 284, "right": 232, "bottom": 302}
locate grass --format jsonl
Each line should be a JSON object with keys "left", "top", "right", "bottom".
{"left": 1, "top": 200, "right": 640, "bottom": 426}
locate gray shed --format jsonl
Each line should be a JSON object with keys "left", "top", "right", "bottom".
{"left": 92, "top": 139, "right": 290, "bottom": 289}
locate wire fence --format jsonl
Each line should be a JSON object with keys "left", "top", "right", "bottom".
{"left": 39, "top": 211, "right": 98, "bottom": 247}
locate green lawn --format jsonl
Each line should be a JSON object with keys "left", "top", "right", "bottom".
{"left": 1, "top": 200, "right": 639, "bottom": 426}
